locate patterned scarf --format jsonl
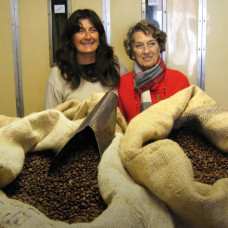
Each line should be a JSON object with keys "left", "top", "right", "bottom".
{"left": 134, "top": 58, "right": 166, "bottom": 112}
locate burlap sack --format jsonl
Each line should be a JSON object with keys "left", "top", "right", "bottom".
{"left": 53, "top": 92, "right": 127, "bottom": 134}
{"left": 0, "top": 132, "right": 174, "bottom": 227}
{"left": 121, "top": 85, "right": 228, "bottom": 228}
{"left": 0, "top": 115, "right": 19, "bottom": 128}
{"left": 0, "top": 109, "right": 81, "bottom": 188}
{"left": 0, "top": 92, "right": 173, "bottom": 227}
{"left": 0, "top": 92, "right": 126, "bottom": 188}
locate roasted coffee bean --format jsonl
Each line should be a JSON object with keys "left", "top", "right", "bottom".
{"left": 168, "top": 125, "right": 228, "bottom": 185}
{"left": 3, "top": 132, "right": 107, "bottom": 224}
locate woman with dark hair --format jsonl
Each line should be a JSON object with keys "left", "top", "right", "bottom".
{"left": 118, "top": 20, "right": 190, "bottom": 123}
{"left": 45, "top": 9, "right": 128, "bottom": 109}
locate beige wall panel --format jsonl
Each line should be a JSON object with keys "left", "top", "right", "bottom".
{"left": 72, "top": 0, "right": 102, "bottom": 16}
{"left": 0, "top": 1, "right": 17, "bottom": 116}
{"left": 111, "top": 0, "right": 141, "bottom": 72}
{"left": 166, "top": 0, "right": 198, "bottom": 85}
{"left": 205, "top": 0, "right": 228, "bottom": 107}
{"left": 19, "top": 0, "right": 50, "bottom": 115}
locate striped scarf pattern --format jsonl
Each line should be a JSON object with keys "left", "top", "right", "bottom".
{"left": 133, "top": 58, "right": 166, "bottom": 112}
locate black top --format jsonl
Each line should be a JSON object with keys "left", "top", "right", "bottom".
{"left": 80, "top": 63, "right": 97, "bottom": 82}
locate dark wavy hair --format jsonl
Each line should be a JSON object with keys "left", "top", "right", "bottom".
{"left": 55, "top": 9, "right": 120, "bottom": 89}
{"left": 124, "top": 20, "right": 167, "bottom": 60}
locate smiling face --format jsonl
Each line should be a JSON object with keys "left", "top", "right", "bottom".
{"left": 73, "top": 18, "right": 99, "bottom": 64}
{"left": 132, "top": 31, "right": 161, "bottom": 71}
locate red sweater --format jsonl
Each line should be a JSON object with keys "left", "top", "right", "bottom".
{"left": 118, "top": 69, "right": 190, "bottom": 123}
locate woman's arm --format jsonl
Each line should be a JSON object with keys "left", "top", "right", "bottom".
{"left": 45, "top": 67, "right": 64, "bottom": 109}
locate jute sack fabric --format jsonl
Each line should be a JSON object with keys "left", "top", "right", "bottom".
{"left": 121, "top": 85, "right": 228, "bottom": 228}
{"left": 0, "top": 92, "right": 173, "bottom": 227}
{"left": 0, "top": 131, "right": 174, "bottom": 227}
{"left": 0, "top": 92, "right": 126, "bottom": 188}
{"left": 0, "top": 106, "right": 81, "bottom": 188}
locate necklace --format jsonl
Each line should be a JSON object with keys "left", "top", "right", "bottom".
{"left": 81, "top": 74, "right": 98, "bottom": 82}
{"left": 135, "top": 79, "right": 166, "bottom": 113}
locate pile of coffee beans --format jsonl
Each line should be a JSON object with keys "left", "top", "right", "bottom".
{"left": 3, "top": 129, "right": 107, "bottom": 224}
{"left": 168, "top": 125, "right": 228, "bottom": 185}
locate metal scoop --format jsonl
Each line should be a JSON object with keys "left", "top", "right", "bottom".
{"left": 49, "top": 91, "right": 118, "bottom": 171}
